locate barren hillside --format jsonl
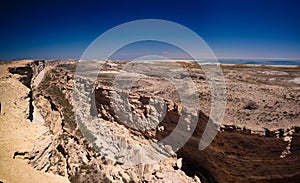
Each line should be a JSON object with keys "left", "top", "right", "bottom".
{"left": 0, "top": 60, "right": 299, "bottom": 183}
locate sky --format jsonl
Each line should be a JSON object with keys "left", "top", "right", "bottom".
{"left": 0, "top": 0, "right": 300, "bottom": 60}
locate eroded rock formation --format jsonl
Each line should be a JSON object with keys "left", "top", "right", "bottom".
{"left": 25, "top": 61, "right": 198, "bottom": 183}
{"left": 6, "top": 60, "right": 300, "bottom": 183}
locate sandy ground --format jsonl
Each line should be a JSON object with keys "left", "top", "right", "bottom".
{"left": 0, "top": 60, "right": 68, "bottom": 183}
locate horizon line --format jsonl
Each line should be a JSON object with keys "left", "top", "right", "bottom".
{"left": 1, "top": 57, "right": 300, "bottom": 61}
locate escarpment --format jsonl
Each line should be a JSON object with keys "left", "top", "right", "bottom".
{"left": 7, "top": 60, "right": 300, "bottom": 183}
{"left": 83, "top": 61, "right": 300, "bottom": 183}
{"left": 177, "top": 125, "right": 300, "bottom": 182}
{"left": 25, "top": 61, "right": 199, "bottom": 183}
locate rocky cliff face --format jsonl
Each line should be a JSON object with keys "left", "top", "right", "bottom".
{"left": 177, "top": 124, "right": 300, "bottom": 182}
{"left": 8, "top": 60, "right": 300, "bottom": 183}
{"left": 25, "top": 61, "right": 199, "bottom": 183}
{"left": 86, "top": 61, "right": 300, "bottom": 183}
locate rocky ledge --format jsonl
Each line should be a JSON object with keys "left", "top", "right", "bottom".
{"left": 2, "top": 60, "right": 300, "bottom": 183}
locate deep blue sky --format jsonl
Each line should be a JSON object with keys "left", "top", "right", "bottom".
{"left": 0, "top": 0, "right": 300, "bottom": 60}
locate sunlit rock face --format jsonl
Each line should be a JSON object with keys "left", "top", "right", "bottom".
{"left": 6, "top": 60, "right": 300, "bottom": 183}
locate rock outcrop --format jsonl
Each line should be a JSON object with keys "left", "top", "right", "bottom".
{"left": 5, "top": 60, "right": 300, "bottom": 183}
{"left": 27, "top": 61, "right": 198, "bottom": 183}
